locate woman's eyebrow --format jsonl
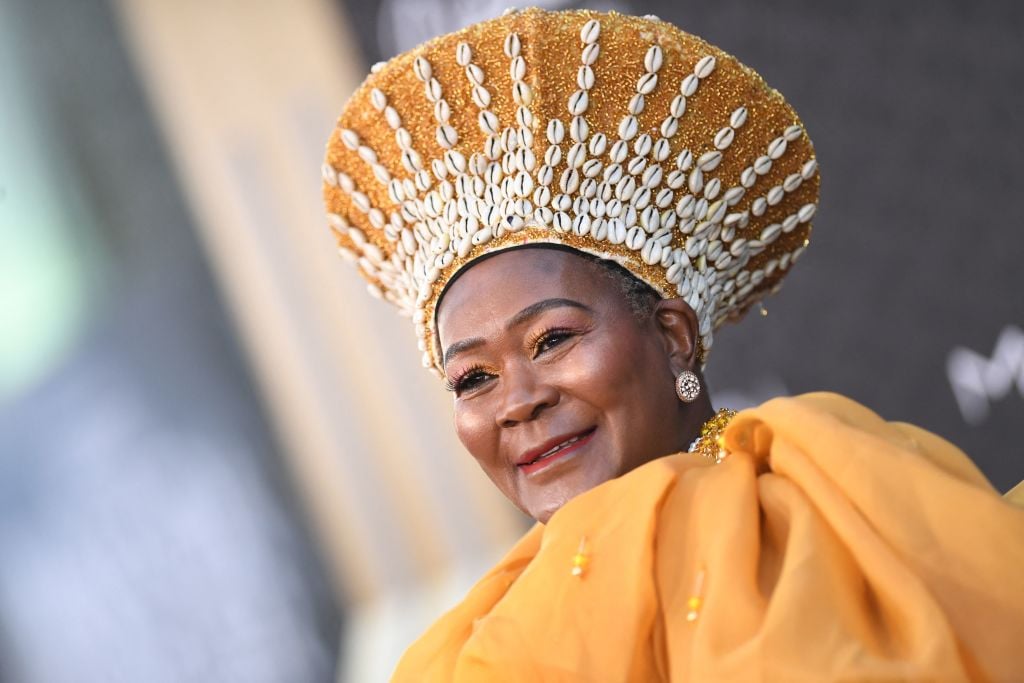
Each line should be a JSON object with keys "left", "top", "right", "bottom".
{"left": 442, "top": 298, "right": 593, "bottom": 369}
{"left": 443, "top": 337, "right": 485, "bottom": 369}
{"left": 505, "top": 298, "right": 592, "bottom": 329}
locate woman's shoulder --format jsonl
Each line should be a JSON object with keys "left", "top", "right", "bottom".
{"left": 739, "top": 390, "right": 1004, "bottom": 494}
{"left": 554, "top": 389, "right": 1003, "bottom": 526}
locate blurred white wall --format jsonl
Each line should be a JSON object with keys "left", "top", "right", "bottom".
{"left": 108, "top": 0, "right": 527, "bottom": 680}
{"left": 0, "top": 0, "right": 339, "bottom": 680}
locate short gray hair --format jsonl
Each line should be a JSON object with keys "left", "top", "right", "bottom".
{"left": 584, "top": 256, "right": 660, "bottom": 321}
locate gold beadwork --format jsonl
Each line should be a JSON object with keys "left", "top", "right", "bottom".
{"left": 686, "top": 596, "right": 703, "bottom": 618}
{"left": 689, "top": 407, "right": 736, "bottom": 463}
{"left": 323, "top": 9, "right": 820, "bottom": 376}
{"left": 571, "top": 537, "right": 589, "bottom": 578}
{"left": 686, "top": 567, "right": 706, "bottom": 622}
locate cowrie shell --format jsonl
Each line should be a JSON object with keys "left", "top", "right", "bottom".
{"left": 504, "top": 32, "right": 521, "bottom": 58}
{"left": 783, "top": 173, "right": 803, "bottom": 192}
{"left": 798, "top": 203, "right": 817, "bottom": 222}
{"left": 510, "top": 56, "right": 526, "bottom": 81}
{"left": 801, "top": 159, "right": 818, "bottom": 179}
{"left": 580, "top": 19, "right": 601, "bottom": 44}
{"left": 714, "top": 127, "right": 735, "bottom": 150}
{"left": 628, "top": 93, "right": 645, "bottom": 116}
{"left": 676, "top": 149, "right": 693, "bottom": 170}
{"left": 626, "top": 226, "right": 646, "bottom": 250}
{"left": 618, "top": 115, "right": 639, "bottom": 141}
{"left": 554, "top": 211, "right": 571, "bottom": 232}
{"left": 653, "top": 138, "right": 671, "bottom": 161}
{"left": 570, "top": 116, "right": 588, "bottom": 142}
{"left": 547, "top": 118, "right": 565, "bottom": 145}
{"left": 569, "top": 89, "right": 589, "bottom": 116}
{"left": 645, "top": 45, "right": 664, "bottom": 73}
{"left": 436, "top": 125, "right": 458, "bottom": 149}
{"left": 730, "top": 106, "right": 748, "bottom": 128}
{"left": 512, "top": 81, "right": 532, "bottom": 106}
{"left": 340, "top": 128, "right": 360, "bottom": 150}
{"left": 768, "top": 137, "right": 788, "bottom": 160}
{"left": 572, "top": 213, "right": 591, "bottom": 236}
{"left": 577, "top": 66, "right": 595, "bottom": 90}
{"left": 637, "top": 72, "right": 658, "bottom": 95}
{"left": 413, "top": 56, "right": 432, "bottom": 82}
{"left": 472, "top": 86, "right": 491, "bottom": 108}
{"left": 680, "top": 74, "right": 699, "bottom": 96}
{"left": 688, "top": 168, "right": 704, "bottom": 194}
{"left": 694, "top": 55, "right": 716, "bottom": 78}
{"left": 609, "top": 140, "right": 629, "bottom": 163}
{"left": 697, "top": 151, "right": 722, "bottom": 172}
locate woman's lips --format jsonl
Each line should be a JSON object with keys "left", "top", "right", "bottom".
{"left": 517, "top": 428, "right": 597, "bottom": 476}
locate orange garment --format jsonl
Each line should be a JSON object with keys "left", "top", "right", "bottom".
{"left": 393, "top": 393, "right": 1024, "bottom": 682}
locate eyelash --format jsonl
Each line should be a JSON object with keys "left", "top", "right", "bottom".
{"left": 528, "top": 326, "right": 576, "bottom": 356}
{"left": 445, "top": 328, "right": 579, "bottom": 395}
{"left": 445, "top": 364, "right": 490, "bottom": 394}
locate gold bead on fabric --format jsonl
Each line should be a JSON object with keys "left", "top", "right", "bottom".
{"left": 571, "top": 537, "right": 589, "bottom": 578}
{"left": 686, "top": 567, "right": 707, "bottom": 622}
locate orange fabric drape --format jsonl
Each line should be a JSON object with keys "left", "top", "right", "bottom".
{"left": 393, "top": 393, "right": 1024, "bottom": 682}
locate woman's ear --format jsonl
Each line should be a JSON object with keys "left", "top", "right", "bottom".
{"left": 651, "top": 297, "right": 700, "bottom": 373}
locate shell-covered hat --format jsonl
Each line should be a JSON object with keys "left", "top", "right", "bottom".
{"left": 322, "top": 8, "right": 819, "bottom": 375}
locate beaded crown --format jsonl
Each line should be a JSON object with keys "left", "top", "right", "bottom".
{"left": 322, "top": 8, "right": 819, "bottom": 375}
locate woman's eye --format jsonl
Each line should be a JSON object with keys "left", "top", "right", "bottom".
{"left": 535, "top": 330, "right": 573, "bottom": 356}
{"left": 451, "top": 369, "right": 493, "bottom": 395}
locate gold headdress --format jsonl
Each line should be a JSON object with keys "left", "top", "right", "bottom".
{"left": 323, "top": 8, "right": 818, "bottom": 375}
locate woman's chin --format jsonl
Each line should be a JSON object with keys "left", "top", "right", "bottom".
{"left": 520, "top": 462, "right": 621, "bottom": 524}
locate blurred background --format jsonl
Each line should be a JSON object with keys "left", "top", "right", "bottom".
{"left": 0, "top": 0, "right": 1021, "bottom": 681}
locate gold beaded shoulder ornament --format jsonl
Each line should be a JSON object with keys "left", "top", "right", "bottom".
{"left": 323, "top": 8, "right": 819, "bottom": 377}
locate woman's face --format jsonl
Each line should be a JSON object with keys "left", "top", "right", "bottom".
{"left": 436, "top": 248, "right": 701, "bottom": 523}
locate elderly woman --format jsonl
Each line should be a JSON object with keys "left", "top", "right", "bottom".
{"left": 322, "top": 9, "right": 1024, "bottom": 681}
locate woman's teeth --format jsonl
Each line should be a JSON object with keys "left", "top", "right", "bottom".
{"left": 533, "top": 435, "right": 582, "bottom": 463}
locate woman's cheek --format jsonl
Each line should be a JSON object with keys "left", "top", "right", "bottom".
{"left": 568, "top": 333, "right": 633, "bottom": 388}
{"left": 455, "top": 406, "right": 520, "bottom": 503}
{"left": 454, "top": 405, "right": 501, "bottom": 468}
{"left": 453, "top": 407, "right": 484, "bottom": 457}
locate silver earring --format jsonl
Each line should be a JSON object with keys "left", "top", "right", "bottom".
{"left": 675, "top": 370, "right": 701, "bottom": 403}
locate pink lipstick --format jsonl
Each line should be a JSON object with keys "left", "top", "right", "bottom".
{"left": 517, "top": 427, "right": 596, "bottom": 476}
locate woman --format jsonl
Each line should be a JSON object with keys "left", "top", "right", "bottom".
{"left": 322, "top": 8, "right": 1024, "bottom": 681}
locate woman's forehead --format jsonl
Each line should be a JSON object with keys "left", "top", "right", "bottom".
{"left": 436, "top": 249, "right": 609, "bottom": 339}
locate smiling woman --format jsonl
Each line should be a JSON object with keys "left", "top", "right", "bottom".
{"left": 437, "top": 248, "right": 711, "bottom": 523}
{"left": 321, "top": 8, "right": 1024, "bottom": 681}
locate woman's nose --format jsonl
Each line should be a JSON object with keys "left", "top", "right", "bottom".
{"left": 496, "top": 367, "right": 559, "bottom": 428}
